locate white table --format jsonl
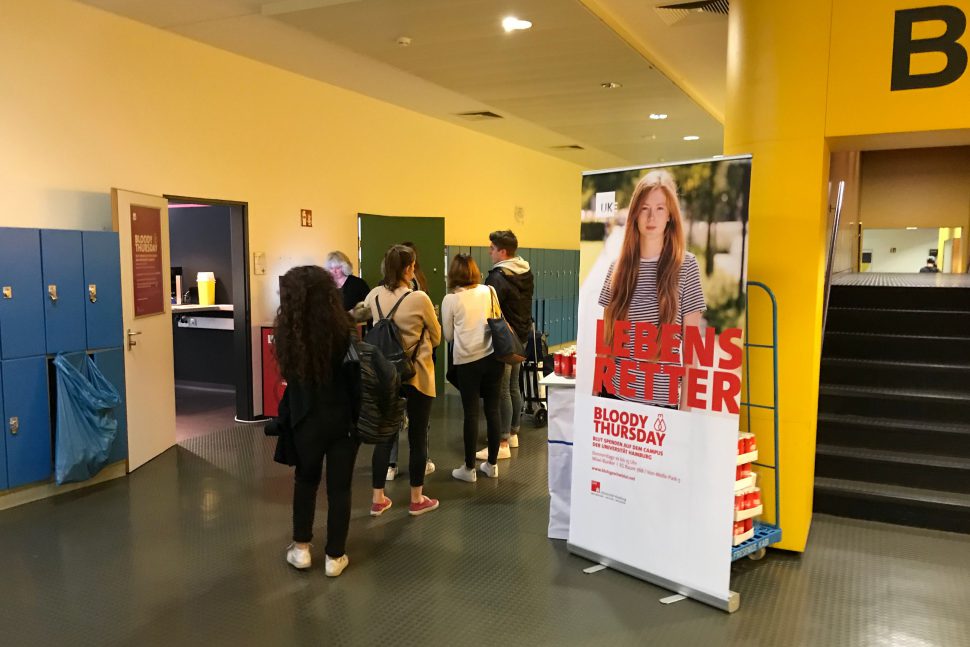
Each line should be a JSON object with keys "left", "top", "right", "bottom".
{"left": 542, "top": 372, "right": 576, "bottom": 540}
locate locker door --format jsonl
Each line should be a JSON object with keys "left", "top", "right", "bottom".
{"left": 94, "top": 349, "right": 128, "bottom": 464}
{"left": 41, "top": 230, "right": 87, "bottom": 354}
{"left": 3, "top": 356, "right": 51, "bottom": 488}
{"left": 83, "top": 232, "right": 124, "bottom": 350}
{"left": 0, "top": 228, "right": 46, "bottom": 359}
{"left": 0, "top": 365, "right": 6, "bottom": 490}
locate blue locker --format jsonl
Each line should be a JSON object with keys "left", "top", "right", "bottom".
{"left": 83, "top": 232, "right": 123, "bottom": 350}
{"left": 94, "top": 349, "right": 128, "bottom": 464}
{"left": 41, "top": 230, "right": 87, "bottom": 354}
{"left": 3, "top": 356, "right": 51, "bottom": 488}
{"left": 0, "top": 363, "right": 6, "bottom": 489}
{"left": 0, "top": 228, "right": 46, "bottom": 359}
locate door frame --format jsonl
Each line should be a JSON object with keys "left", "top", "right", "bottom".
{"left": 164, "top": 194, "right": 255, "bottom": 421}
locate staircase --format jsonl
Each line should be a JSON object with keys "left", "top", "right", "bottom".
{"left": 814, "top": 282, "right": 970, "bottom": 533}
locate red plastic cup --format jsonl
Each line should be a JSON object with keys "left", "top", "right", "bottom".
{"left": 554, "top": 352, "right": 563, "bottom": 376}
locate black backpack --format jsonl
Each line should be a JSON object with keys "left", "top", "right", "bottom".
{"left": 365, "top": 291, "right": 423, "bottom": 381}
{"left": 345, "top": 340, "right": 406, "bottom": 444}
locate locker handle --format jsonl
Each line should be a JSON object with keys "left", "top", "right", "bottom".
{"left": 9, "top": 417, "right": 18, "bottom": 436}
{"left": 48, "top": 284, "right": 58, "bottom": 303}
{"left": 2, "top": 286, "right": 11, "bottom": 299}
{"left": 89, "top": 284, "right": 98, "bottom": 303}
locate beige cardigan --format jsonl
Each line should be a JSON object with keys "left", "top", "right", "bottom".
{"left": 364, "top": 285, "right": 442, "bottom": 398}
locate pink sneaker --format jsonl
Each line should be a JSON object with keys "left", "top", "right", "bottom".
{"left": 408, "top": 496, "right": 440, "bottom": 516}
{"left": 370, "top": 498, "right": 392, "bottom": 517}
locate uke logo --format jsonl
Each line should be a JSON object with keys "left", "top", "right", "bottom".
{"left": 591, "top": 481, "right": 601, "bottom": 493}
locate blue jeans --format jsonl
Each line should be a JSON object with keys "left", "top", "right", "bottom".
{"left": 499, "top": 362, "right": 523, "bottom": 440}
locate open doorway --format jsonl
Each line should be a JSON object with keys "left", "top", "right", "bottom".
{"left": 166, "top": 196, "right": 254, "bottom": 441}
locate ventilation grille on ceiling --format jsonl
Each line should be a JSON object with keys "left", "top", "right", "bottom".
{"left": 455, "top": 111, "right": 504, "bottom": 121}
{"left": 550, "top": 145, "right": 586, "bottom": 151}
{"left": 655, "top": 0, "right": 729, "bottom": 26}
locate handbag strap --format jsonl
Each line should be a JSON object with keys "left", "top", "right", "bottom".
{"left": 487, "top": 285, "right": 501, "bottom": 319}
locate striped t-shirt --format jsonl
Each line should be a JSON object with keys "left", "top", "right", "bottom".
{"left": 597, "top": 252, "right": 706, "bottom": 406}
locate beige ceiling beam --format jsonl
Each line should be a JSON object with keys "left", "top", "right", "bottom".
{"left": 261, "top": 0, "right": 364, "bottom": 17}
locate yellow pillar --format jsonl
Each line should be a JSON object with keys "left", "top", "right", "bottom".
{"left": 724, "top": 0, "right": 835, "bottom": 551}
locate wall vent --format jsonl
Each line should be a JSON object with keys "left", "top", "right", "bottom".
{"left": 455, "top": 111, "right": 504, "bottom": 121}
{"left": 656, "top": 0, "right": 729, "bottom": 26}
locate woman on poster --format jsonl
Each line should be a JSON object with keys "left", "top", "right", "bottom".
{"left": 597, "top": 169, "right": 707, "bottom": 409}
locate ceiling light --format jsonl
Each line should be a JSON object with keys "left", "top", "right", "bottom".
{"left": 906, "top": 226, "right": 918, "bottom": 230}
{"left": 601, "top": 82, "right": 622, "bottom": 89}
{"left": 649, "top": 113, "right": 668, "bottom": 120}
{"left": 683, "top": 135, "right": 700, "bottom": 141}
{"left": 712, "top": 154, "right": 724, "bottom": 158}
{"left": 502, "top": 17, "right": 532, "bottom": 32}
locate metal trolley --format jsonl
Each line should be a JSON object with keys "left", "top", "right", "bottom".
{"left": 732, "top": 281, "right": 783, "bottom": 562}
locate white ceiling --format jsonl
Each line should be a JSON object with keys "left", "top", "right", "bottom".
{"left": 77, "top": 0, "right": 728, "bottom": 169}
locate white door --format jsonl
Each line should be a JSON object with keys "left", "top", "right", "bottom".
{"left": 112, "top": 189, "right": 176, "bottom": 470}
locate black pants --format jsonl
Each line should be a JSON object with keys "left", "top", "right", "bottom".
{"left": 456, "top": 355, "right": 504, "bottom": 467}
{"left": 372, "top": 385, "right": 433, "bottom": 488}
{"left": 292, "top": 424, "right": 360, "bottom": 557}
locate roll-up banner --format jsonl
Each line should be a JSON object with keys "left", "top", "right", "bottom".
{"left": 569, "top": 156, "right": 753, "bottom": 612}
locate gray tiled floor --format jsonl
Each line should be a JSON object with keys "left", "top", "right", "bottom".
{"left": 833, "top": 272, "right": 970, "bottom": 288}
{"left": 175, "top": 383, "right": 237, "bottom": 442}
{"left": 1, "top": 395, "right": 969, "bottom": 646}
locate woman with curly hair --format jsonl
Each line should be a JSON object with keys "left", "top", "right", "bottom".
{"left": 274, "top": 265, "right": 360, "bottom": 576}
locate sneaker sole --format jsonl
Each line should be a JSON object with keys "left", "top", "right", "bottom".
{"left": 452, "top": 472, "right": 477, "bottom": 483}
{"left": 287, "top": 558, "right": 311, "bottom": 570}
{"left": 408, "top": 501, "right": 440, "bottom": 516}
{"left": 369, "top": 501, "right": 393, "bottom": 517}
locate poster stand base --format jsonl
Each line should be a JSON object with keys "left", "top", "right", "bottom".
{"left": 568, "top": 543, "right": 741, "bottom": 613}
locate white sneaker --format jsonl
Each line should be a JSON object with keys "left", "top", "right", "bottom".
{"left": 479, "top": 461, "right": 499, "bottom": 479}
{"left": 325, "top": 554, "right": 349, "bottom": 577}
{"left": 452, "top": 465, "right": 477, "bottom": 483}
{"left": 475, "top": 444, "right": 511, "bottom": 461}
{"left": 386, "top": 465, "right": 398, "bottom": 481}
{"left": 425, "top": 460, "right": 436, "bottom": 475}
{"left": 508, "top": 434, "right": 519, "bottom": 448}
{"left": 286, "top": 543, "right": 311, "bottom": 570}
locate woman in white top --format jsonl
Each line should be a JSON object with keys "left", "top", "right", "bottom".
{"left": 363, "top": 245, "right": 442, "bottom": 517}
{"left": 441, "top": 254, "right": 505, "bottom": 481}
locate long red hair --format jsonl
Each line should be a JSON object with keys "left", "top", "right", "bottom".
{"left": 604, "top": 170, "right": 685, "bottom": 344}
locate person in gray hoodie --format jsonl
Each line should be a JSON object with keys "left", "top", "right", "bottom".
{"left": 477, "top": 230, "right": 535, "bottom": 460}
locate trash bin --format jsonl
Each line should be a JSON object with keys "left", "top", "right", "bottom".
{"left": 197, "top": 271, "right": 215, "bottom": 306}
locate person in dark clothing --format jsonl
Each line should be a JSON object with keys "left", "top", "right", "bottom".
{"left": 481, "top": 230, "right": 535, "bottom": 459}
{"left": 326, "top": 250, "right": 370, "bottom": 312}
{"left": 274, "top": 265, "right": 360, "bottom": 577}
{"left": 919, "top": 257, "right": 940, "bottom": 273}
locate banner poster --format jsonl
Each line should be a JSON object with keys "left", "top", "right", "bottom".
{"left": 130, "top": 205, "right": 165, "bottom": 318}
{"left": 569, "top": 156, "right": 752, "bottom": 611}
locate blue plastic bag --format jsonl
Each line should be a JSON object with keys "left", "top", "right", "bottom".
{"left": 53, "top": 354, "right": 121, "bottom": 485}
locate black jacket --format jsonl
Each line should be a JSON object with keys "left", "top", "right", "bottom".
{"left": 485, "top": 262, "right": 535, "bottom": 341}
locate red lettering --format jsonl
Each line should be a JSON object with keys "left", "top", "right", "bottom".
{"left": 638, "top": 362, "right": 662, "bottom": 401}
{"left": 686, "top": 368, "right": 708, "bottom": 409}
{"left": 632, "top": 322, "right": 658, "bottom": 360}
{"left": 718, "top": 329, "right": 743, "bottom": 370}
{"left": 596, "top": 320, "right": 611, "bottom": 356}
{"left": 658, "top": 324, "right": 679, "bottom": 363}
{"left": 618, "top": 361, "right": 637, "bottom": 399}
{"left": 712, "top": 371, "right": 741, "bottom": 414}
{"left": 612, "top": 321, "right": 632, "bottom": 358}
{"left": 593, "top": 357, "right": 616, "bottom": 395}
{"left": 684, "top": 325, "right": 715, "bottom": 367}
{"left": 662, "top": 365, "right": 686, "bottom": 404}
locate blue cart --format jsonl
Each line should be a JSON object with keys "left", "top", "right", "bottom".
{"left": 732, "top": 281, "right": 782, "bottom": 562}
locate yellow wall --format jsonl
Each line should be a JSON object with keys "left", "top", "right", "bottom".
{"left": 0, "top": 0, "right": 582, "bottom": 326}
{"left": 729, "top": 0, "right": 970, "bottom": 552}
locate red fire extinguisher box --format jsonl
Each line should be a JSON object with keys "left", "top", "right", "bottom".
{"left": 261, "top": 326, "right": 286, "bottom": 418}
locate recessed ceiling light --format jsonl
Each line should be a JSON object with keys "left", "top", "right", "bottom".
{"left": 601, "top": 82, "right": 622, "bottom": 89}
{"left": 502, "top": 16, "right": 532, "bottom": 32}
{"left": 906, "top": 226, "right": 918, "bottom": 230}
{"left": 649, "top": 113, "right": 668, "bottom": 120}
{"left": 712, "top": 154, "right": 724, "bottom": 158}
{"left": 683, "top": 135, "right": 700, "bottom": 141}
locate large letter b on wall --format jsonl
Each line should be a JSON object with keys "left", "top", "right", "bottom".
{"left": 891, "top": 5, "right": 968, "bottom": 91}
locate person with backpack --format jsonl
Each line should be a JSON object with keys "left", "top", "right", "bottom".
{"left": 273, "top": 266, "right": 361, "bottom": 576}
{"left": 363, "top": 245, "right": 442, "bottom": 517}
{"left": 443, "top": 254, "right": 506, "bottom": 481}
{"left": 478, "top": 230, "right": 534, "bottom": 461}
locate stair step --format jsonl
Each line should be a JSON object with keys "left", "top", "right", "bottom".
{"left": 814, "top": 476, "right": 970, "bottom": 533}
{"left": 829, "top": 285, "right": 970, "bottom": 310}
{"left": 819, "top": 384, "right": 970, "bottom": 423}
{"left": 826, "top": 307, "right": 970, "bottom": 336}
{"left": 823, "top": 331, "right": 970, "bottom": 363}
{"left": 818, "top": 413, "right": 970, "bottom": 459}
{"left": 820, "top": 358, "right": 970, "bottom": 390}
{"left": 815, "top": 444, "right": 970, "bottom": 492}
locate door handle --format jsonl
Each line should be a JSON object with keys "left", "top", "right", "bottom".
{"left": 89, "top": 284, "right": 97, "bottom": 303}
{"left": 127, "top": 329, "right": 142, "bottom": 351}
{"left": 48, "top": 284, "right": 58, "bottom": 303}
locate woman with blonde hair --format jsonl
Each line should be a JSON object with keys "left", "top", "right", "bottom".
{"left": 598, "top": 169, "right": 707, "bottom": 408}
{"left": 326, "top": 250, "right": 370, "bottom": 313}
